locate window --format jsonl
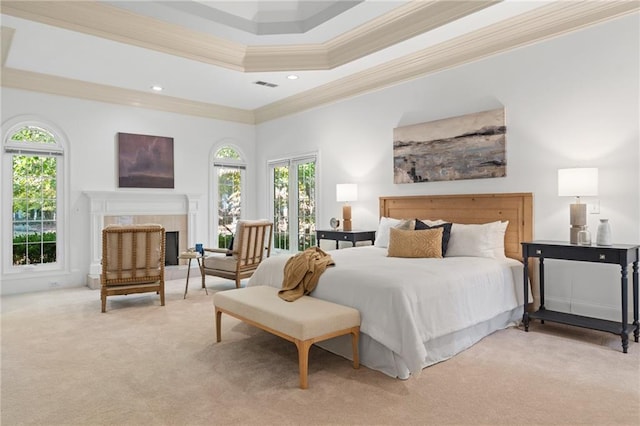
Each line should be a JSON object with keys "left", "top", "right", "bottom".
{"left": 269, "top": 153, "right": 317, "bottom": 253}
{"left": 213, "top": 147, "right": 245, "bottom": 248}
{"left": 2, "top": 120, "right": 66, "bottom": 273}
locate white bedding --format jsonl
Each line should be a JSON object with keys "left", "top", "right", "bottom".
{"left": 247, "top": 245, "right": 527, "bottom": 379}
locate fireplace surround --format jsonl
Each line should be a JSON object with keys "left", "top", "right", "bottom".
{"left": 84, "top": 191, "right": 201, "bottom": 288}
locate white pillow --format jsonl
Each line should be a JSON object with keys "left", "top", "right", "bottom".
{"left": 374, "top": 217, "right": 414, "bottom": 248}
{"left": 445, "top": 220, "right": 509, "bottom": 259}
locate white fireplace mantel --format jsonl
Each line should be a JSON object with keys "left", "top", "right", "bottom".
{"left": 84, "top": 191, "right": 201, "bottom": 275}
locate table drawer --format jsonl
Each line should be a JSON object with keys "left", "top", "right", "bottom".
{"left": 526, "top": 244, "right": 624, "bottom": 264}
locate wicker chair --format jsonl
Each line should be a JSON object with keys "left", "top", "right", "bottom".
{"left": 101, "top": 224, "right": 166, "bottom": 312}
{"left": 202, "top": 220, "right": 273, "bottom": 288}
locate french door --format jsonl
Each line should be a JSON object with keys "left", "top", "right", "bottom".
{"left": 269, "top": 154, "right": 317, "bottom": 252}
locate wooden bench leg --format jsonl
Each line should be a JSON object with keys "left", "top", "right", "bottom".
{"left": 295, "top": 339, "right": 312, "bottom": 389}
{"left": 215, "top": 308, "right": 222, "bottom": 343}
{"left": 351, "top": 327, "right": 360, "bottom": 369}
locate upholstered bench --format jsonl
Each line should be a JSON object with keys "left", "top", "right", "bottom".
{"left": 213, "top": 285, "right": 360, "bottom": 389}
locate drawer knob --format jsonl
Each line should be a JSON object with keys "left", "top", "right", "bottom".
{"left": 536, "top": 249, "right": 542, "bottom": 255}
{"left": 344, "top": 236, "right": 349, "bottom": 240}
{"left": 599, "top": 254, "right": 606, "bottom": 260}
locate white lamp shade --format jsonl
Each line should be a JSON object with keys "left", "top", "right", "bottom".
{"left": 558, "top": 168, "right": 598, "bottom": 197}
{"left": 336, "top": 184, "right": 358, "bottom": 202}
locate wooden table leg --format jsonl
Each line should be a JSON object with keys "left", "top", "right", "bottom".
{"left": 197, "top": 257, "right": 208, "bottom": 295}
{"left": 183, "top": 258, "right": 192, "bottom": 299}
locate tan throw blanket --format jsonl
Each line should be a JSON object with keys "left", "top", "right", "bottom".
{"left": 278, "top": 247, "right": 335, "bottom": 302}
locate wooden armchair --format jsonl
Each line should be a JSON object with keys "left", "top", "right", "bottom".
{"left": 202, "top": 220, "right": 273, "bottom": 288}
{"left": 101, "top": 224, "right": 166, "bottom": 312}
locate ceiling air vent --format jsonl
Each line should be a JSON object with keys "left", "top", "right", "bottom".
{"left": 253, "top": 80, "right": 278, "bottom": 88}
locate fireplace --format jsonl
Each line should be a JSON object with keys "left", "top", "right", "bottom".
{"left": 84, "top": 191, "right": 202, "bottom": 281}
{"left": 165, "top": 231, "right": 179, "bottom": 266}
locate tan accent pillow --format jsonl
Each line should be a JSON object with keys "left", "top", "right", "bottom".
{"left": 387, "top": 227, "right": 443, "bottom": 258}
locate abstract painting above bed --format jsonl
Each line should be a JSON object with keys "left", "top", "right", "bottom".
{"left": 393, "top": 108, "right": 506, "bottom": 184}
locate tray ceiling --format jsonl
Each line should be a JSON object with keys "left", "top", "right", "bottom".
{"left": 1, "top": 1, "right": 638, "bottom": 124}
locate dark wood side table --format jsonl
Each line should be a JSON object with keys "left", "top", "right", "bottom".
{"left": 522, "top": 240, "right": 639, "bottom": 353}
{"left": 316, "top": 230, "right": 376, "bottom": 250}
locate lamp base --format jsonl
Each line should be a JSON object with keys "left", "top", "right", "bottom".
{"left": 569, "top": 203, "right": 587, "bottom": 244}
{"left": 342, "top": 204, "right": 352, "bottom": 231}
{"left": 569, "top": 203, "right": 587, "bottom": 227}
{"left": 570, "top": 225, "right": 585, "bottom": 244}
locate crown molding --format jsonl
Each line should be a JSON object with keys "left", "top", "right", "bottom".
{"left": 1, "top": 1, "right": 637, "bottom": 125}
{"left": 1, "top": 0, "right": 498, "bottom": 72}
{"left": 254, "top": 1, "right": 640, "bottom": 123}
{"left": 1, "top": 67, "right": 255, "bottom": 124}
{"left": 0, "top": 1, "right": 247, "bottom": 70}
{"left": 326, "top": 0, "right": 499, "bottom": 69}
{"left": 1, "top": 26, "right": 14, "bottom": 66}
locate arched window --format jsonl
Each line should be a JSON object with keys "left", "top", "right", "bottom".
{"left": 213, "top": 146, "right": 245, "bottom": 248}
{"left": 2, "top": 120, "right": 66, "bottom": 273}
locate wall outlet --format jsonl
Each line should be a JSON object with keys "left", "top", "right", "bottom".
{"left": 588, "top": 200, "right": 600, "bottom": 214}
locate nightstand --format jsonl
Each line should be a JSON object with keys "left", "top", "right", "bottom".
{"left": 522, "top": 240, "right": 639, "bottom": 353}
{"left": 316, "top": 230, "right": 376, "bottom": 250}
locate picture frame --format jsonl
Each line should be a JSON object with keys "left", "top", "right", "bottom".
{"left": 393, "top": 108, "right": 506, "bottom": 183}
{"left": 117, "top": 132, "right": 174, "bottom": 188}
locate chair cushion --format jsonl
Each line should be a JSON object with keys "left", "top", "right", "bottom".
{"left": 103, "top": 225, "right": 163, "bottom": 272}
{"left": 233, "top": 220, "right": 271, "bottom": 266}
{"left": 233, "top": 220, "right": 271, "bottom": 246}
{"left": 203, "top": 255, "right": 237, "bottom": 272}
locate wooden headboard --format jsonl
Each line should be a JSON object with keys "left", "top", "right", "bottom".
{"left": 379, "top": 193, "right": 533, "bottom": 261}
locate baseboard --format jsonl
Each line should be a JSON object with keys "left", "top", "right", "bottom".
{"left": 86, "top": 274, "right": 100, "bottom": 290}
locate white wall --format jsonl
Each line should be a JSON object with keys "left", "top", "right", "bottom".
{"left": 255, "top": 15, "right": 640, "bottom": 321}
{"left": 1, "top": 14, "right": 638, "bottom": 320}
{"left": 1, "top": 90, "right": 256, "bottom": 294}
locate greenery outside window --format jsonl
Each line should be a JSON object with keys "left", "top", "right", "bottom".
{"left": 3, "top": 122, "right": 65, "bottom": 271}
{"left": 214, "top": 147, "right": 245, "bottom": 249}
{"left": 269, "top": 154, "right": 317, "bottom": 253}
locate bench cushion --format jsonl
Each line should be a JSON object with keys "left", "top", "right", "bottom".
{"left": 213, "top": 286, "right": 360, "bottom": 341}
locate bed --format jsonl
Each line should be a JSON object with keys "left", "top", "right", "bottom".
{"left": 248, "top": 193, "right": 534, "bottom": 379}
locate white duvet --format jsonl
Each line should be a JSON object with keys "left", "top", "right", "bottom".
{"left": 248, "top": 246, "right": 526, "bottom": 377}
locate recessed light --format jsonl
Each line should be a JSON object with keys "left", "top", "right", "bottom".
{"left": 151, "top": 85, "right": 163, "bottom": 92}
{"left": 287, "top": 75, "right": 298, "bottom": 80}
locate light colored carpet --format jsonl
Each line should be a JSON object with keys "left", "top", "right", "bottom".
{"left": 1, "top": 277, "right": 638, "bottom": 425}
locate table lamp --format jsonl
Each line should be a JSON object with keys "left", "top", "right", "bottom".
{"left": 558, "top": 168, "right": 598, "bottom": 244}
{"left": 336, "top": 183, "right": 357, "bottom": 231}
